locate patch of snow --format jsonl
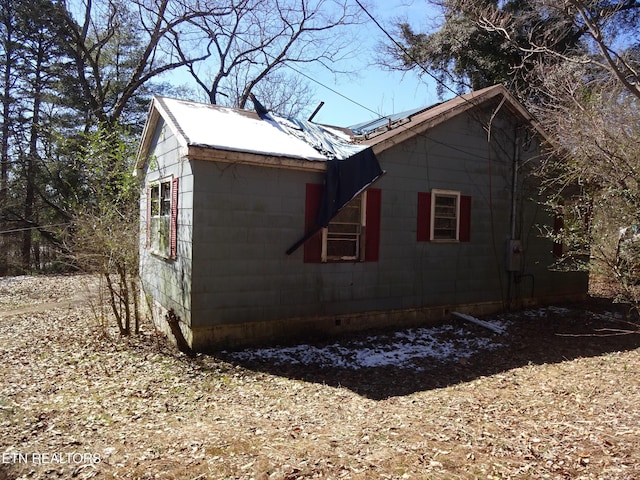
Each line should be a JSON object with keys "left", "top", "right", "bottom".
{"left": 225, "top": 305, "right": 626, "bottom": 371}
{"left": 225, "top": 323, "right": 506, "bottom": 371}
{"left": 0, "top": 276, "right": 30, "bottom": 284}
{"left": 521, "top": 306, "right": 573, "bottom": 318}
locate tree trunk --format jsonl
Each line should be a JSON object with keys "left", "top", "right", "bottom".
{"left": 0, "top": 0, "right": 15, "bottom": 276}
{"left": 21, "top": 36, "right": 46, "bottom": 272}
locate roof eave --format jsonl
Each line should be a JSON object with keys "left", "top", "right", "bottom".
{"left": 134, "top": 96, "right": 191, "bottom": 174}
{"left": 187, "top": 145, "right": 327, "bottom": 172}
{"left": 134, "top": 98, "right": 160, "bottom": 174}
{"left": 363, "top": 84, "right": 550, "bottom": 154}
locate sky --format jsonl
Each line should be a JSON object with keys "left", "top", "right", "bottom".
{"left": 165, "top": 1, "right": 446, "bottom": 128}
{"left": 298, "top": 1, "right": 443, "bottom": 127}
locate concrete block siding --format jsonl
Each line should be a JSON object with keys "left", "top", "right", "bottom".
{"left": 139, "top": 118, "right": 194, "bottom": 332}
{"left": 183, "top": 109, "right": 581, "bottom": 337}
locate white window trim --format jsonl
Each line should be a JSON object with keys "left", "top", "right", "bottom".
{"left": 431, "top": 189, "right": 460, "bottom": 242}
{"left": 321, "top": 191, "right": 367, "bottom": 262}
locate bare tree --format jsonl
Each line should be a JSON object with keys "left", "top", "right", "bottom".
{"left": 460, "top": 0, "right": 640, "bottom": 100}
{"left": 170, "top": 0, "right": 365, "bottom": 114}
{"left": 232, "top": 69, "right": 316, "bottom": 118}
{"left": 533, "top": 61, "right": 640, "bottom": 289}
{"left": 54, "top": 0, "right": 225, "bottom": 126}
{"left": 68, "top": 124, "right": 142, "bottom": 335}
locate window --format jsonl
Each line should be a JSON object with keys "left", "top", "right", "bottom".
{"left": 417, "top": 190, "right": 471, "bottom": 242}
{"left": 432, "top": 190, "right": 460, "bottom": 240}
{"left": 323, "top": 193, "right": 364, "bottom": 261}
{"left": 304, "top": 184, "right": 381, "bottom": 263}
{"left": 146, "top": 177, "right": 178, "bottom": 259}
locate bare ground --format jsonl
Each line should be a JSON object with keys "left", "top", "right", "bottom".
{"left": 1, "top": 275, "right": 640, "bottom": 479}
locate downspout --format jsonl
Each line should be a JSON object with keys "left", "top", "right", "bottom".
{"left": 510, "top": 127, "right": 521, "bottom": 240}
{"left": 507, "top": 127, "right": 522, "bottom": 309}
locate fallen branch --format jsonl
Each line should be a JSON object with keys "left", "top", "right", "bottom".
{"left": 558, "top": 328, "right": 639, "bottom": 337}
{"left": 452, "top": 312, "right": 505, "bottom": 335}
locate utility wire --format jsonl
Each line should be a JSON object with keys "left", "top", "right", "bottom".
{"left": 0, "top": 223, "right": 70, "bottom": 235}
{"left": 281, "top": 63, "right": 382, "bottom": 119}
{"left": 213, "top": 1, "right": 513, "bottom": 148}
{"left": 354, "top": 0, "right": 518, "bottom": 309}
{"left": 352, "top": 0, "right": 520, "bottom": 157}
{"left": 353, "top": 0, "right": 486, "bottom": 109}
{"left": 210, "top": 4, "right": 458, "bottom": 121}
{"left": 210, "top": 19, "right": 383, "bottom": 119}
{"left": 205, "top": 1, "right": 491, "bottom": 126}
{"left": 354, "top": 0, "right": 450, "bottom": 96}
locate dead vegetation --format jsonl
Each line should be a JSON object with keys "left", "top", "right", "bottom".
{"left": 1, "top": 275, "right": 640, "bottom": 479}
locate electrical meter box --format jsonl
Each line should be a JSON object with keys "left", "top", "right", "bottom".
{"left": 506, "top": 239, "right": 523, "bottom": 272}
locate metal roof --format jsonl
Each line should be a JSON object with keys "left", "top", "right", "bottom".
{"left": 349, "top": 105, "right": 438, "bottom": 136}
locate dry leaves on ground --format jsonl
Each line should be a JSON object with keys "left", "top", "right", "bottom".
{"left": 1, "top": 274, "right": 640, "bottom": 479}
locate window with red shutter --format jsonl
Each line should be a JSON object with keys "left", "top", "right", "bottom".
{"left": 459, "top": 195, "right": 471, "bottom": 242}
{"left": 417, "top": 190, "right": 471, "bottom": 242}
{"left": 303, "top": 183, "right": 324, "bottom": 263}
{"left": 364, "top": 188, "right": 382, "bottom": 262}
{"left": 147, "top": 177, "right": 177, "bottom": 259}
{"left": 304, "top": 184, "right": 381, "bottom": 263}
{"left": 417, "top": 192, "right": 432, "bottom": 242}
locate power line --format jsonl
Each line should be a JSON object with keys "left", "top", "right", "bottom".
{"left": 289, "top": 1, "right": 487, "bottom": 125}
{"left": 282, "top": 63, "right": 382, "bottom": 119}
{"left": 200, "top": 1, "right": 489, "bottom": 128}
{"left": 210, "top": 19, "right": 383, "bottom": 120}
{"left": 212, "top": 1, "right": 505, "bottom": 132}
{"left": 353, "top": 0, "right": 469, "bottom": 103}
{"left": 0, "top": 223, "right": 70, "bottom": 235}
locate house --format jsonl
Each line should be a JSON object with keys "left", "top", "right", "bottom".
{"left": 135, "top": 84, "right": 588, "bottom": 351}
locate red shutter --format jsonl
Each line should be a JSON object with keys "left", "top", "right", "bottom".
{"left": 145, "top": 185, "right": 151, "bottom": 249}
{"left": 459, "top": 195, "right": 471, "bottom": 242}
{"left": 553, "top": 214, "right": 564, "bottom": 258}
{"left": 169, "top": 177, "right": 179, "bottom": 260}
{"left": 364, "top": 188, "right": 382, "bottom": 262}
{"left": 303, "top": 183, "right": 323, "bottom": 263}
{"left": 417, "top": 192, "right": 431, "bottom": 242}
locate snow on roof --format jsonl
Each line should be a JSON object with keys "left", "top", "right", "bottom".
{"left": 139, "top": 85, "right": 542, "bottom": 168}
{"left": 153, "top": 96, "right": 357, "bottom": 162}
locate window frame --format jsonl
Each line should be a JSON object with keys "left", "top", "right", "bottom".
{"left": 431, "top": 189, "right": 461, "bottom": 242}
{"left": 303, "top": 184, "right": 381, "bottom": 263}
{"left": 417, "top": 190, "right": 471, "bottom": 243}
{"left": 321, "top": 191, "right": 367, "bottom": 262}
{"left": 147, "top": 176, "right": 177, "bottom": 259}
